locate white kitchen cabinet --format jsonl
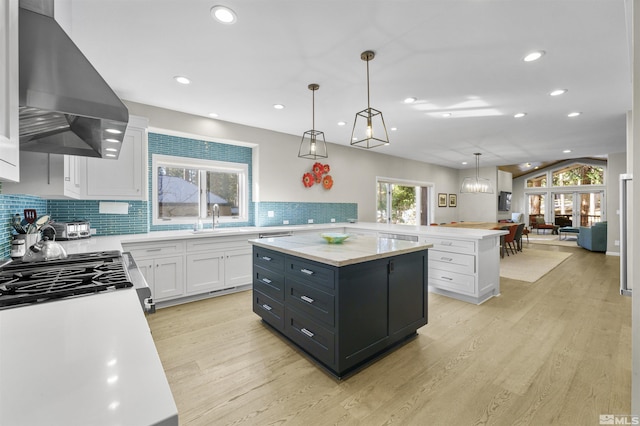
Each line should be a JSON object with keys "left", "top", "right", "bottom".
{"left": 136, "top": 256, "right": 185, "bottom": 301}
{"left": 3, "top": 152, "right": 82, "bottom": 199}
{"left": 422, "top": 235, "right": 499, "bottom": 304}
{"left": 185, "top": 235, "right": 256, "bottom": 294}
{"left": 224, "top": 247, "right": 253, "bottom": 286}
{"left": 81, "top": 115, "right": 148, "bottom": 200}
{"left": 124, "top": 240, "right": 186, "bottom": 302}
{"left": 0, "top": 1, "right": 19, "bottom": 182}
{"left": 185, "top": 251, "right": 225, "bottom": 294}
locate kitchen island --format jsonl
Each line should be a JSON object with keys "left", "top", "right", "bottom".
{"left": 250, "top": 234, "right": 432, "bottom": 378}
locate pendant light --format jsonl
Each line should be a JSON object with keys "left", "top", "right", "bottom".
{"left": 460, "top": 153, "right": 494, "bottom": 194}
{"left": 298, "top": 83, "right": 328, "bottom": 160}
{"left": 350, "top": 50, "right": 389, "bottom": 149}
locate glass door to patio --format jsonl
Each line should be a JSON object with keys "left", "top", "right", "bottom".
{"left": 552, "top": 191, "right": 602, "bottom": 227}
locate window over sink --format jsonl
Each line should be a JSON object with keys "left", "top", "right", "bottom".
{"left": 151, "top": 154, "right": 248, "bottom": 225}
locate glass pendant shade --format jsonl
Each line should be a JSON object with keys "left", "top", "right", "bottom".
{"left": 298, "top": 84, "right": 328, "bottom": 160}
{"left": 460, "top": 153, "right": 494, "bottom": 194}
{"left": 351, "top": 51, "right": 389, "bottom": 149}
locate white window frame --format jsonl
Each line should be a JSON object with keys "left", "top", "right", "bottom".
{"left": 375, "top": 176, "right": 435, "bottom": 226}
{"left": 151, "top": 154, "right": 249, "bottom": 226}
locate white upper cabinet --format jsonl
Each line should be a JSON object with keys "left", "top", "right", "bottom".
{"left": 80, "top": 115, "right": 148, "bottom": 200}
{"left": 0, "top": 1, "right": 20, "bottom": 182}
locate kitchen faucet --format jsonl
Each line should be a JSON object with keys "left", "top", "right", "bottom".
{"left": 212, "top": 204, "right": 220, "bottom": 229}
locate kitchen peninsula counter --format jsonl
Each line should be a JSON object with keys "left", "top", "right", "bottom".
{"left": 249, "top": 234, "right": 431, "bottom": 378}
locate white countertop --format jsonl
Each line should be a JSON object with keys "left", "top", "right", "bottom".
{"left": 0, "top": 289, "right": 178, "bottom": 426}
{"left": 250, "top": 234, "right": 432, "bottom": 267}
{"left": 58, "top": 221, "right": 506, "bottom": 255}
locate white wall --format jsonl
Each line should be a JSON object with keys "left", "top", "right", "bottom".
{"left": 124, "top": 101, "right": 462, "bottom": 224}
{"left": 607, "top": 151, "right": 626, "bottom": 254}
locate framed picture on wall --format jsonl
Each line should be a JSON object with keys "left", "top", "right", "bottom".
{"left": 438, "top": 193, "right": 447, "bottom": 207}
{"left": 449, "top": 194, "right": 457, "bottom": 207}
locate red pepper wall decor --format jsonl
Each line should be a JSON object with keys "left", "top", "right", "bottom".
{"left": 302, "top": 162, "right": 333, "bottom": 189}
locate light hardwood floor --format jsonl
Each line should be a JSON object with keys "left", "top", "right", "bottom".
{"left": 147, "top": 244, "right": 630, "bottom": 426}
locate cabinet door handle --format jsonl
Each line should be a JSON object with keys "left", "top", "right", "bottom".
{"left": 300, "top": 268, "right": 314, "bottom": 275}
{"left": 261, "top": 256, "right": 272, "bottom": 261}
{"left": 440, "top": 257, "right": 453, "bottom": 262}
{"left": 301, "top": 328, "right": 314, "bottom": 338}
{"left": 262, "top": 278, "right": 272, "bottom": 284}
{"left": 300, "top": 295, "right": 314, "bottom": 304}
{"left": 262, "top": 304, "right": 272, "bottom": 311}
{"left": 441, "top": 276, "right": 453, "bottom": 281}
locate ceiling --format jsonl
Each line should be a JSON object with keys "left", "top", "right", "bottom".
{"left": 56, "top": 0, "right": 631, "bottom": 171}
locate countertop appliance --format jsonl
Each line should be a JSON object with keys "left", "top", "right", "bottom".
{"left": 49, "top": 220, "right": 91, "bottom": 240}
{"left": 0, "top": 250, "right": 154, "bottom": 313}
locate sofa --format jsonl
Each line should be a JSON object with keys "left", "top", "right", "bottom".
{"left": 577, "top": 221, "right": 607, "bottom": 252}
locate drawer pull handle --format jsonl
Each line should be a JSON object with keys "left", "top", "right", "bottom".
{"left": 300, "top": 268, "right": 314, "bottom": 275}
{"left": 262, "top": 278, "right": 272, "bottom": 284}
{"left": 301, "top": 328, "right": 315, "bottom": 338}
{"left": 441, "top": 257, "right": 453, "bottom": 262}
{"left": 300, "top": 295, "right": 314, "bottom": 304}
{"left": 441, "top": 241, "right": 452, "bottom": 246}
{"left": 261, "top": 256, "right": 272, "bottom": 261}
{"left": 441, "top": 276, "right": 453, "bottom": 281}
{"left": 262, "top": 304, "right": 272, "bottom": 311}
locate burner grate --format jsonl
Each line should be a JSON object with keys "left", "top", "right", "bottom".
{"left": 0, "top": 252, "right": 133, "bottom": 309}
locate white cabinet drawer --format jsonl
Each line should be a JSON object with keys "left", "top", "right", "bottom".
{"left": 186, "top": 236, "right": 251, "bottom": 252}
{"left": 429, "top": 268, "right": 475, "bottom": 295}
{"left": 124, "top": 241, "right": 185, "bottom": 258}
{"left": 422, "top": 237, "right": 475, "bottom": 254}
{"left": 429, "top": 250, "right": 475, "bottom": 274}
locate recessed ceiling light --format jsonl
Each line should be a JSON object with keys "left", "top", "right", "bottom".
{"left": 563, "top": 149, "right": 572, "bottom": 153}
{"left": 523, "top": 50, "right": 545, "bottom": 62}
{"left": 352, "top": 137, "right": 358, "bottom": 141}
{"left": 273, "top": 104, "right": 285, "bottom": 110}
{"left": 105, "top": 138, "right": 120, "bottom": 143}
{"left": 105, "top": 154, "right": 117, "bottom": 158}
{"left": 105, "top": 148, "right": 118, "bottom": 152}
{"left": 404, "top": 97, "right": 417, "bottom": 104}
{"left": 550, "top": 89, "right": 567, "bottom": 96}
{"left": 534, "top": 166, "right": 539, "bottom": 169}
{"left": 390, "top": 127, "right": 397, "bottom": 131}
{"left": 514, "top": 112, "right": 527, "bottom": 118}
{"left": 208, "top": 112, "right": 219, "bottom": 118}
{"left": 526, "top": 163, "right": 532, "bottom": 167}
{"left": 462, "top": 161, "right": 468, "bottom": 165}
{"left": 337, "top": 121, "right": 346, "bottom": 126}
{"left": 174, "top": 76, "right": 191, "bottom": 85}
{"left": 105, "top": 128, "right": 122, "bottom": 134}
{"left": 210, "top": 5, "right": 237, "bottom": 24}
{"left": 567, "top": 112, "right": 581, "bottom": 117}
{"left": 442, "top": 113, "right": 451, "bottom": 117}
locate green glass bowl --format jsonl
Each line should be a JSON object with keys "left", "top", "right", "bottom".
{"left": 321, "top": 233, "right": 350, "bottom": 244}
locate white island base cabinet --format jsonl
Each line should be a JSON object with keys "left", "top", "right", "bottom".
{"left": 422, "top": 235, "right": 500, "bottom": 305}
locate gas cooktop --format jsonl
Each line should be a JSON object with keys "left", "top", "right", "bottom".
{"left": 0, "top": 251, "right": 133, "bottom": 310}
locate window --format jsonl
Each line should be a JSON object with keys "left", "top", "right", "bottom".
{"left": 152, "top": 154, "right": 248, "bottom": 225}
{"left": 376, "top": 178, "right": 433, "bottom": 225}
{"left": 526, "top": 173, "right": 547, "bottom": 188}
{"left": 552, "top": 163, "right": 604, "bottom": 187}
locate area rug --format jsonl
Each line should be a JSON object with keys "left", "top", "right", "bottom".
{"left": 526, "top": 233, "right": 579, "bottom": 248}
{"left": 500, "top": 248, "right": 573, "bottom": 282}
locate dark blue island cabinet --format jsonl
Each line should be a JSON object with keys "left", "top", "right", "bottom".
{"left": 252, "top": 245, "right": 428, "bottom": 379}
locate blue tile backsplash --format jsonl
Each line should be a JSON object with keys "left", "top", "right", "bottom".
{"left": 0, "top": 133, "right": 358, "bottom": 258}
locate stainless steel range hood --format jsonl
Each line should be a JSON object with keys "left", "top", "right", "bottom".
{"left": 18, "top": 0, "right": 129, "bottom": 159}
